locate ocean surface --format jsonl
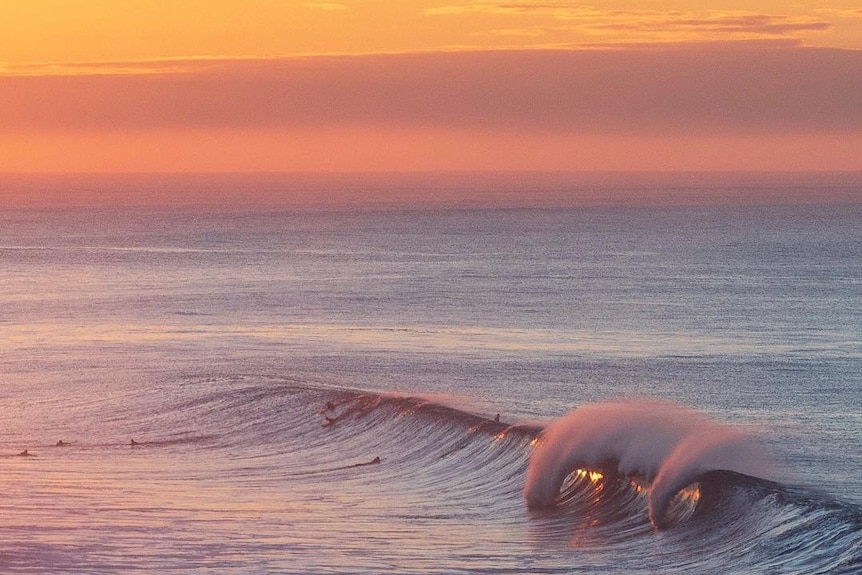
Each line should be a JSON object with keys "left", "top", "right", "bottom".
{"left": 1, "top": 181, "right": 861, "bottom": 574}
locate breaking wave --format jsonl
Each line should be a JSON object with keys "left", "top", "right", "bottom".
{"left": 125, "top": 378, "right": 861, "bottom": 574}
{"left": 523, "top": 399, "right": 774, "bottom": 526}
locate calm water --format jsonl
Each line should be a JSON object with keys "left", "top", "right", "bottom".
{"left": 1, "top": 196, "right": 860, "bottom": 573}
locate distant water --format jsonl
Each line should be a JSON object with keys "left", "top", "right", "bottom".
{"left": 1, "top": 194, "right": 861, "bottom": 573}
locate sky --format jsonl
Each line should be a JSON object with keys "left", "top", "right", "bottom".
{"left": 1, "top": 1, "right": 862, "bottom": 173}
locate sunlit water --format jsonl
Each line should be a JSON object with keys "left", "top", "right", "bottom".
{"left": 1, "top": 200, "right": 861, "bottom": 573}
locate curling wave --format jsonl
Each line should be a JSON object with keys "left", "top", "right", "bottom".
{"left": 523, "top": 399, "right": 774, "bottom": 526}
{"left": 124, "top": 378, "right": 861, "bottom": 573}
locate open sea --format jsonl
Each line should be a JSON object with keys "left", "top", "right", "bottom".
{"left": 1, "top": 174, "right": 861, "bottom": 574}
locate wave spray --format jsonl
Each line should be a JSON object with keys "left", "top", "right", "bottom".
{"left": 524, "top": 400, "right": 773, "bottom": 526}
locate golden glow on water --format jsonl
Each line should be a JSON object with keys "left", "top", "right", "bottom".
{"left": 662, "top": 482, "right": 703, "bottom": 524}
{"left": 630, "top": 480, "right": 646, "bottom": 494}
{"left": 575, "top": 469, "right": 605, "bottom": 484}
{"left": 674, "top": 484, "right": 702, "bottom": 506}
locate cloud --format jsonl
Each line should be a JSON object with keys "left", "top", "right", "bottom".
{"left": 815, "top": 8, "right": 862, "bottom": 18}
{"left": 589, "top": 14, "right": 831, "bottom": 36}
{"left": 427, "top": 4, "right": 832, "bottom": 41}
{"left": 481, "top": 27, "right": 547, "bottom": 37}
{"left": 303, "top": 2, "right": 348, "bottom": 11}
{"left": 2, "top": 44, "right": 861, "bottom": 137}
{"left": 425, "top": 2, "right": 600, "bottom": 17}
{"left": 0, "top": 58, "right": 217, "bottom": 77}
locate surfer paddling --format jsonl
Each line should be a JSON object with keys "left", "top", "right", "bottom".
{"left": 321, "top": 401, "right": 336, "bottom": 413}
{"left": 320, "top": 395, "right": 380, "bottom": 426}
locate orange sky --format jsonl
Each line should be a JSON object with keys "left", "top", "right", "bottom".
{"left": 1, "top": 1, "right": 862, "bottom": 173}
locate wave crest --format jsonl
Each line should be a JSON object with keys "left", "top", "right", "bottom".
{"left": 523, "top": 400, "right": 773, "bottom": 526}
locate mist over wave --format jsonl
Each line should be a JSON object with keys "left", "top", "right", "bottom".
{"left": 524, "top": 399, "right": 774, "bottom": 526}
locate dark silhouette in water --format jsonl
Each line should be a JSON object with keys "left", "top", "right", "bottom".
{"left": 323, "top": 416, "right": 337, "bottom": 427}
{"left": 16, "top": 449, "right": 34, "bottom": 457}
{"left": 56, "top": 440, "right": 69, "bottom": 446}
{"left": 494, "top": 413, "right": 500, "bottom": 423}
{"left": 130, "top": 439, "right": 139, "bottom": 446}
{"left": 287, "top": 456, "right": 383, "bottom": 477}
{"left": 351, "top": 456, "right": 381, "bottom": 468}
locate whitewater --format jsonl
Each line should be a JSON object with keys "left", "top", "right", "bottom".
{"left": 1, "top": 189, "right": 861, "bottom": 574}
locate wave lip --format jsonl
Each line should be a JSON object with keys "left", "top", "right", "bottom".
{"left": 523, "top": 399, "right": 773, "bottom": 526}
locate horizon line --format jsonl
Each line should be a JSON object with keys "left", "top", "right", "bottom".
{"left": 2, "top": 171, "right": 861, "bottom": 210}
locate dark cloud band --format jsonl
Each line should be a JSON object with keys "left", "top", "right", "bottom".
{"left": 2, "top": 43, "right": 861, "bottom": 135}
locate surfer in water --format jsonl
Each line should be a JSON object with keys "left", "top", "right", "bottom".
{"left": 16, "top": 449, "right": 34, "bottom": 457}
{"left": 323, "top": 417, "right": 337, "bottom": 427}
{"left": 56, "top": 440, "right": 69, "bottom": 447}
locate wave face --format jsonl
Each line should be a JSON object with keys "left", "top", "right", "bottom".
{"left": 4, "top": 377, "right": 861, "bottom": 574}
{"left": 523, "top": 400, "right": 774, "bottom": 526}
{"left": 161, "top": 381, "right": 860, "bottom": 574}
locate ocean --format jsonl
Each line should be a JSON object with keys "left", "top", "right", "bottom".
{"left": 1, "top": 175, "right": 861, "bottom": 574}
